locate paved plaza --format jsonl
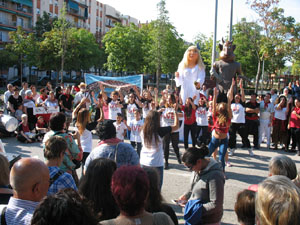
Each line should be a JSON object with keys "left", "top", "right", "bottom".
{"left": 3, "top": 132, "right": 300, "bottom": 225}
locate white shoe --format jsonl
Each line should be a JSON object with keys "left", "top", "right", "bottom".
{"left": 228, "top": 148, "right": 236, "bottom": 156}
{"left": 248, "top": 149, "right": 255, "bottom": 157}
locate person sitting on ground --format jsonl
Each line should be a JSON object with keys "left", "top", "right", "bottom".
{"left": 143, "top": 167, "right": 178, "bottom": 225}
{"left": 31, "top": 188, "right": 98, "bottom": 225}
{"left": 268, "top": 155, "right": 297, "bottom": 180}
{"left": 84, "top": 120, "right": 139, "bottom": 172}
{"left": 44, "top": 136, "right": 77, "bottom": 196}
{"left": 7, "top": 86, "right": 23, "bottom": 117}
{"left": 101, "top": 166, "right": 174, "bottom": 225}
{"left": 17, "top": 114, "right": 37, "bottom": 143}
{"left": 256, "top": 175, "right": 300, "bottom": 225}
{"left": 0, "top": 158, "right": 50, "bottom": 225}
{"left": 0, "top": 154, "right": 13, "bottom": 204}
{"left": 234, "top": 189, "right": 255, "bottom": 225}
{"left": 79, "top": 158, "right": 119, "bottom": 221}
{"left": 35, "top": 116, "right": 48, "bottom": 140}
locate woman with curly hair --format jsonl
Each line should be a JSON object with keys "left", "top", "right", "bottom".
{"left": 208, "top": 79, "right": 234, "bottom": 172}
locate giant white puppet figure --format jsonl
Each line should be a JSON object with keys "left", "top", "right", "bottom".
{"left": 175, "top": 46, "right": 206, "bottom": 104}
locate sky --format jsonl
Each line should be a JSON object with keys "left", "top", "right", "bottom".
{"left": 100, "top": 0, "right": 300, "bottom": 43}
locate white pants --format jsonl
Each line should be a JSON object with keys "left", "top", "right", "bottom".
{"left": 259, "top": 119, "right": 271, "bottom": 146}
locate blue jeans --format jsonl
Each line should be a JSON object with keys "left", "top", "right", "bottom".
{"left": 208, "top": 136, "right": 228, "bottom": 170}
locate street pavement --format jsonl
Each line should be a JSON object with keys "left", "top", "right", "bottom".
{"left": 3, "top": 132, "right": 300, "bottom": 225}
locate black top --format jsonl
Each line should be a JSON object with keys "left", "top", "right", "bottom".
{"left": 59, "top": 94, "right": 74, "bottom": 111}
{"left": 245, "top": 101, "right": 259, "bottom": 119}
{"left": 8, "top": 95, "right": 23, "bottom": 110}
{"left": 0, "top": 193, "right": 13, "bottom": 204}
{"left": 158, "top": 126, "right": 172, "bottom": 138}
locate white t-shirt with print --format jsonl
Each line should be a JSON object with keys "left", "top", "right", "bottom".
{"left": 108, "top": 100, "right": 122, "bottom": 120}
{"left": 126, "top": 103, "right": 138, "bottom": 125}
{"left": 196, "top": 106, "right": 208, "bottom": 126}
{"left": 129, "top": 119, "right": 144, "bottom": 143}
{"left": 274, "top": 104, "right": 287, "bottom": 121}
{"left": 161, "top": 107, "right": 179, "bottom": 132}
{"left": 231, "top": 103, "right": 245, "bottom": 123}
{"left": 113, "top": 121, "right": 127, "bottom": 141}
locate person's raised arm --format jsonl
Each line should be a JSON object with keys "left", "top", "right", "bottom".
{"left": 239, "top": 79, "right": 246, "bottom": 102}
{"left": 212, "top": 87, "right": 218, "bottom": 117}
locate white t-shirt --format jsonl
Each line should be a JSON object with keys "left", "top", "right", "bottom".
{"left": 196, "top": 106, "right": 208, "bottom": 126}
{"left": 108, "top": 100, "right": 121, "bottom": 120}
{"left": 231, "top": 102, "right": 246, "bottom": 123}
{"left": 274, "top": 104, "right": 287, "bottom": 120}
{"left": 126, "top": 103, "right": 138, "bottom": 125}
{"left": 129, "top": 119, "right": 144, "bottom": 143}
{"left": 259, "top": 101, "right": 274, "bottom": 120}
{"left": 74, "top": 91, "right": 90, "bottom": 107}
{"left": 161, "top": 107, "right": 179, "bottom": 132}
{"left": 80, "top": 129, "right": 93, "bottom": 153}
{"left": 113, "top": 121, "right": 127, "bottom": 141}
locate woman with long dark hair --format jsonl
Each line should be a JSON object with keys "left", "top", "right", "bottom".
{"left": 79, "top": 158, "right": 119, "bottom": 221}
{"left": 140, "top": 110, "right": 178, "bottom": 189}
{"left": 182, "top": 97, "right": 197, "bottom": 149}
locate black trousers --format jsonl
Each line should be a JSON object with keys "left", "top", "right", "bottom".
{"left": 163, "top": 132, "right": 180, "bottom": 163}
{"left": 131, "top": 141, "right": 142, "bottom": 157}
{"left": 291, "top": 128, "right": 300, "bottom": 151}
{"left": 196, "top": 125, "right": 209, "bottom": 145}
{"left": 244, "top": 119, "right": 259, "bottom": 148}
{"left": 184, "top": 123, "right": 197, "bottom": 149}
{"left": 228, "top": 123, "right": 247, "bottom": 149}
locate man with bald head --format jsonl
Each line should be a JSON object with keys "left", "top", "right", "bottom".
{"left": 0, "top": 158, "right": 50, "bottom": 225}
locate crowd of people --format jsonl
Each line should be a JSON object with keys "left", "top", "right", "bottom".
{"left": 0, "top": 45, "right": 300, "bottom": 224}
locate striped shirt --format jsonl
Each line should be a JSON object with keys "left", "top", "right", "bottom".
{"left": 47, "top": 166, "right": 77, "bottom": 196}
{"left": 0, "top": 197, "right": 39, "bottom": 225}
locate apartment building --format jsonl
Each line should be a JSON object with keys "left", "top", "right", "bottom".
{"left": 0, "top": 0, "right": 139, "bottom": 44}
{"left": 0, "top": 0, "right": 33, "bottom": 43}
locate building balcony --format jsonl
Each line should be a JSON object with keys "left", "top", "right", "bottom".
{"left": 0, "top": 1, "right": 33, "bottom": 18}
{"left": 0, "top": 19, "right": 32, "bottom": 31}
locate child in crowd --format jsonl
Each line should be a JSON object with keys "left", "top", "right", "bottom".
{"left": 196, "top": 94, "right": 209, "bottom": 146}
{"left": 113, "top": 113, "right": 127, "bottom": 141}
{"left": 103, "top": 90, "right": 124, "bottom": 122}
{"left": 126, "top": 109, "right": 143, "bottom": 157}
{"left": 36, "top": 116, "right": 49, "bottom": 141}
{"left": 17, "top": 114, "right": 37, "bottom": 143}
{"left": 234, "top": 189, "right": 256, "bottom": 225}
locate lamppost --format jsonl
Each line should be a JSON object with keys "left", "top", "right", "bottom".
{"left": 211, "top": 0, "right": 218, "bottom": 65}
{"left": 229, "top": 0, "right": 233, "bottom": 41}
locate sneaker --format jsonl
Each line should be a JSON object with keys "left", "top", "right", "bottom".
{"left": 228, "top": 148, "right": 236, "bottom": 156}
{"left": 248, "top": 149, "right": 255, "bottom": 157}
{"left": 226, "top": 162, "right": 232, "bottom": 167}
{"left": 164, "top": 162, "right": 169, "bottom": 170}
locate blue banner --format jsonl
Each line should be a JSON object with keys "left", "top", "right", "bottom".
{"left": 84, "top": 73, "right": 143, "bottom": 96}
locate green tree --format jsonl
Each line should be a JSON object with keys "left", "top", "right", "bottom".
{"left": 102, "top": 23, "right": 146, "bottom": 73}
{"left": 34, "top": 11, "right": 57, "bottom": 40}
{"left": 0, "top": 49, "right": 18, "bottom": 75}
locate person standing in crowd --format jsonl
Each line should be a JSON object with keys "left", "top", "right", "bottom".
{"left": 161, "top": 94, "right": 182, "bottom": 169}
{"left": 23, "top": 90, "right": 36, "bottom": 130}
{"left": 79, "top": 158, "right": 119, "bottom": 221}
{"left": 3, "top": 84, "right": 13, "bottom": 114}
{"left": 45, "top": 81, "right": 53, "bottom": 95}
{"left": 30, "top": 85, "right": 39, "bottom": 103}
{"left": 288, "top": 97, "right": 300, "bottom": 156}
{"left": 270, "top": 89, "right": 278, "bottom": 104}
{"left": 20, "top": 82, "right": 29, "bottom": 100}
{"left": 228, "top": 79, "right": 252, "bottom": 156}
{"left": 75, "top": 108, "right": 92, "bottom": 171}
{"left": 59, "top": 86, "right": 74, "bottom": 131}
{"left": 244, "top": 93, "right": 260, "bottom": 149}
{"left": 258, "top": 93, "right": 274, "bottom": 149}
{"left": 74, "top": 82, "right": 90, "bottom": 108}
{"left": 113, "top": 113, "right": 127, "bottom": 141}
{"left": 140, "top": 110, "right": 179, "bottom": 189}
{"left": 182, "top": 97, "right": 197, "bottom": 150}
{"left": 84, "top": 120, "right": 139, "bottom": 171}
{"left": 44, "top": 136, "right": 77, "bottom": 195}
{"left": 8, "top": 86, "right": 23, "bottom": 117}
{"left": 282, "top": 87, "right": 292, "bottom": 100}
{"left": 101, "top": 166, "right": 175, "bottom": 225}
{"left": 292, "top": 80, "right": 300, "bottom": 99}
{"left": 0, "top": 158, "right": 50, "bottom": 225}
{"left": 272, "top": 96, "right": 288, "bottom": 151}
{"left": 36, "top": 88, "right": 48, "bottom": 107}
{"left": 179, "top": 145, "right": 225, "bottom": 225}
{"left": 126, "top": 109, "right": 143, "bottom": 157}
{"left": 175, "top": 45, "right": 206, "bottom": 104}
{"left": 195, "top": 94, "right": 209, "bottom": 146}
{"left": 208, "top": 80, "right": 234, "bottom": 172}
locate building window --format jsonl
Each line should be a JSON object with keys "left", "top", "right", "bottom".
{"left": 17, "top": 17, "right": 24, "bottom": 27}
{"left": 36, "top": 8, "right": 40, "bottom": 14}
{"left": 55, "top": 0, "right": 58, "bottom": 6}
